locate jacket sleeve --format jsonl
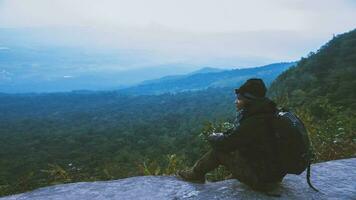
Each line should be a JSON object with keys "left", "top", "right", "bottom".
{"left": 207, "top": 119, "right": 253, "bottom": 153}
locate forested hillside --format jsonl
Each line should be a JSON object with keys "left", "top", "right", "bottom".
{"left": 269, "top": 29, "right": 356, "bottom": 162}
{"left": 0, "top": 88, "right": 235, "bottom": 196}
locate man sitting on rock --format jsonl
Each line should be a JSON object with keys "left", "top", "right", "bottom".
{"left": 178, "top": 78, "right": 286, "bottom": 190}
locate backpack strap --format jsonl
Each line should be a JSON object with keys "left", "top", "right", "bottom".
{"left": 264, "top": 113, "right": 283, "bottom": 169}
{"left": 306, "top": 162, "right": 319, "bottom": 192}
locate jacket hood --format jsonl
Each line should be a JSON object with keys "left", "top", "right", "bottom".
{"left": 243, "top": 97, "right": 277, "bottom": 117}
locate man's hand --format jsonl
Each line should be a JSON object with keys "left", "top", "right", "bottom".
{"left": 207, "top": 132, "right": 225, "bottom": 142}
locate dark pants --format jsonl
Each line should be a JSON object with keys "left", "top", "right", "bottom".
{"left": 192, "top": 150, "right": 283, "bottom": 190}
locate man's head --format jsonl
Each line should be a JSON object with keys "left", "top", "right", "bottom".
{"left": 234, "top": 78, "right": 267, "bottom": 110}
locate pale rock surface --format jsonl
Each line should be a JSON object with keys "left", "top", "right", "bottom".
{"left": 1, "top": 158, "right": 355, "bottom": 200}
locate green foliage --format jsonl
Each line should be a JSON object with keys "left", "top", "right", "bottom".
{"left": 206, "top": 166, "right": 231, "bottom": 182}
{"left": 164, "top": 154, "right": 185, "bottom": 175}
{"left": 291, "top": 100, "right": 356, "bottom": 162}
{"left": 138, "top": 154, "right": 187, "bottom": 176}
{"left": 139, "top": 160, "right": 162, "bottom": 176}
{"left": 0, "top": 88, "right": 235, "bottom": 196}
{"left": 41, "top": 164, "right": 72, "bottom": 184}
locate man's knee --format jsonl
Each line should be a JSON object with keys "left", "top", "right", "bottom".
{"left": 216, "top": 150, "right": 260, "bottom": 186}
{"left": 192, "top": 150, "right": 221, "bottom": 175}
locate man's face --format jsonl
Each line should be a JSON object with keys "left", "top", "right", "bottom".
{"left": 235, "top": 98, "right": 245, "bottom": 111}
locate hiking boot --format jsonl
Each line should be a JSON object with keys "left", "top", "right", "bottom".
{"left": 177, "top": 169, "right": 205, "bottom": 183}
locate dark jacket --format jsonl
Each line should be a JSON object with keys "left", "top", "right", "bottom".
{"left": 208, "top": 97, "right": 284, "bottom": 182}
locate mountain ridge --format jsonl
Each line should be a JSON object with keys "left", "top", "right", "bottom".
{"left": 120, "top": 62, "right": 295, "bottom": 95}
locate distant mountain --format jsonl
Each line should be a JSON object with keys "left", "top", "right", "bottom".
{"left": 189, "top": 67, "right": 224, "bottom": 74}
{"left": 139, "top": 67, "right": 224, "bottom": 85}
{"left": 0, "top": 45, "right": 197, "bottom": 93}
{"left": 120, "top": 62, "right": 296, "bottom": 95}
{"left": 0, "top": 28, "right": 200, "bottom": 93}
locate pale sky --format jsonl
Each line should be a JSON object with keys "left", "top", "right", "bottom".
{"left": 0, "top": 0, "right": 356, "bottom": 68}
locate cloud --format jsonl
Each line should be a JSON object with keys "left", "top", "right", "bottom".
{"left": 0, "top": 0, "right": 355, "bottom": 67}
{"left": 1, "top": 0, "right": 355, "bottom": 32}
{"left": 0, "top": 0, "right": 308, "bottom": 31}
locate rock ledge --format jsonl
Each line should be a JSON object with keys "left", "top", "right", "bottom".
{"left": 1, "top": 158, "right": 355, "bottom": 200}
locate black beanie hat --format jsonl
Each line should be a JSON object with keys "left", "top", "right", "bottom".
{"left": 235, "top": 78, "right": 267, "bottom": 99}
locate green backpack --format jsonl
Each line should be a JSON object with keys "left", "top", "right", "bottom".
{"left": 272, "top": 108, "right": 319, "bottom": 192}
